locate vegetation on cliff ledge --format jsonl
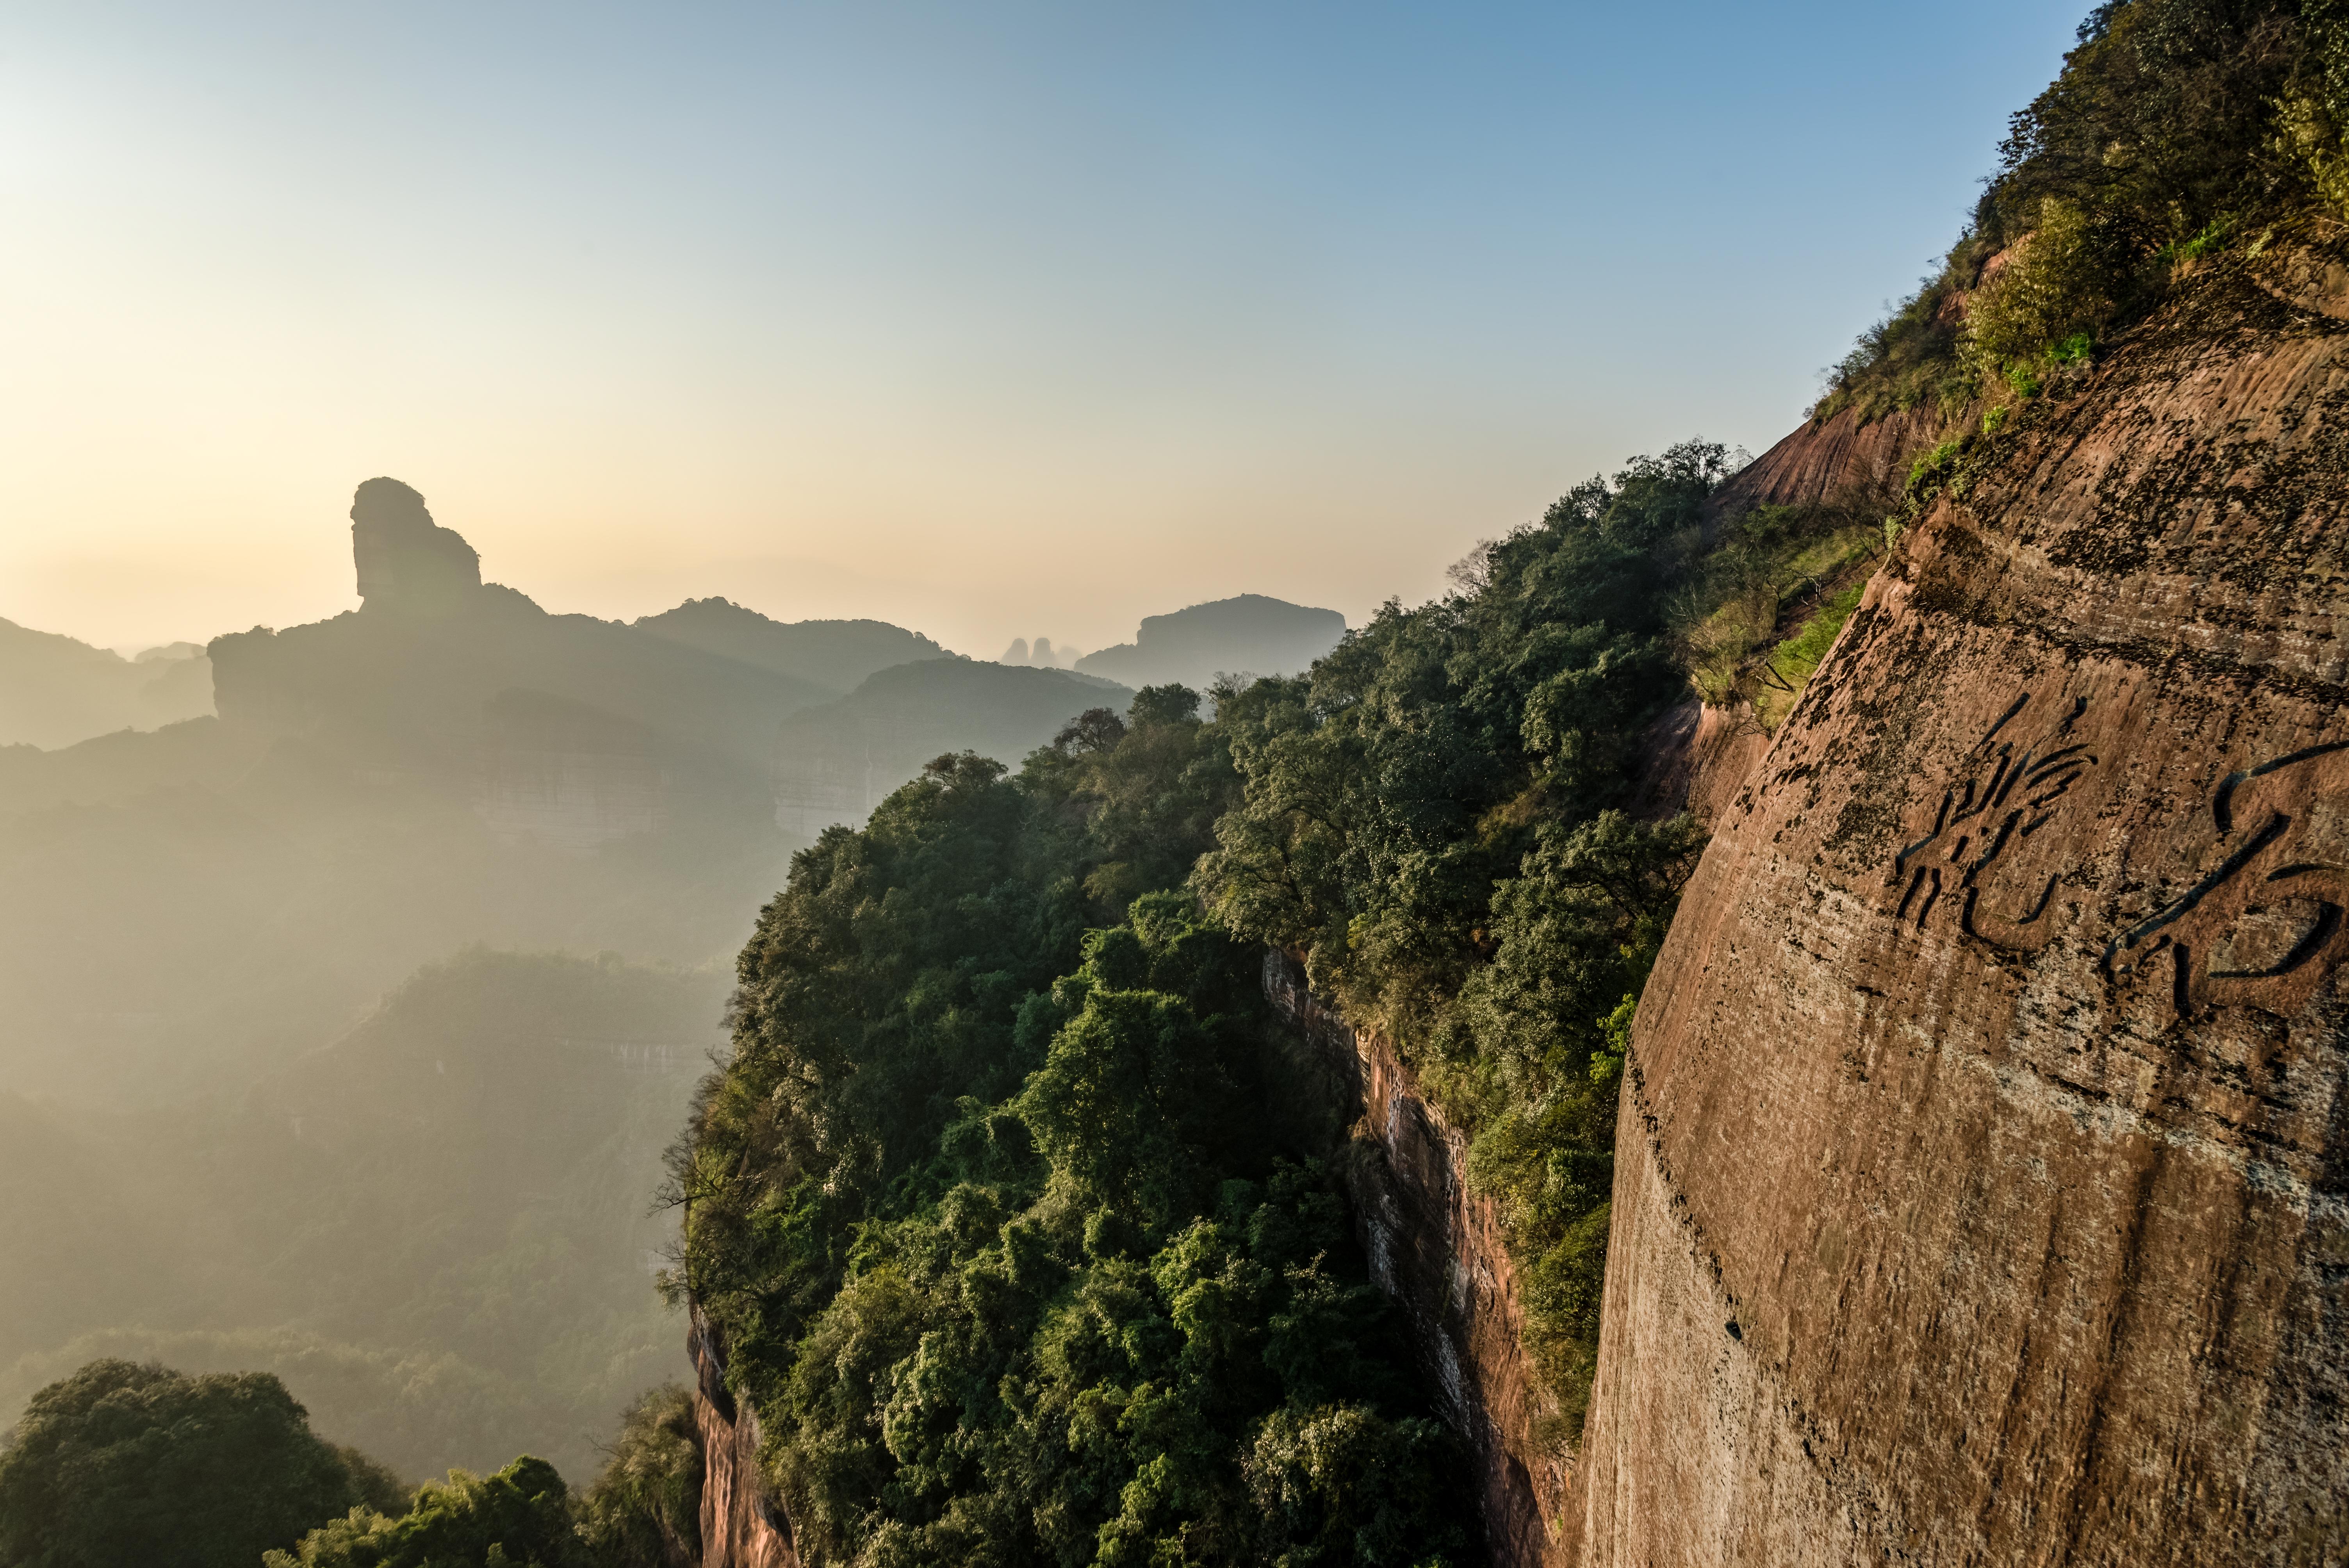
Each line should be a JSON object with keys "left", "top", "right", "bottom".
{"left": 675, "top": 441, "right": 1736, "bottom": 1561}
{"left": 1823, "top": 0, "right": 2349, "bottom": 425}
{"left": 1193, "top": 443, "right": 1721, "bottom": 1436}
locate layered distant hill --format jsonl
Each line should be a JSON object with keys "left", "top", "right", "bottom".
{"left": 1075, "top": 592, "right": 1343, "bottom": 690}
{"left": 0, "top": 618, "right": 212, "bottom": 749}
{"left": 774, "top": 658, "right": 1130, "bottom": 837}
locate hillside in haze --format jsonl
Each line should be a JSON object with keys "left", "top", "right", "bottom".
{"left": 0, "top": 475, "right": 1311, "bottom": 1502}
{"left": 0, "top": 619, "right": 211, "bottom": 750}
{"left": 0, "top": 949, "right": 721, "bottom": 1482}
{"left": 1075, "top": 592, "right": 1344, "bottom": 690}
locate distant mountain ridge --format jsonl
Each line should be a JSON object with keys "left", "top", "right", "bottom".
{"left": 0, "top": 617, "right": 213, "bottom": 750}
{"left": 633, "top": 597, "right": 948, "bottom": 693}
{"left": 0, "top": 481, "right": 1342, "bottom": 1112}
{"left": 1076, "top": 592, "right": 1343, "bottom": 691}
{"left": 0, "top": 480, "right": 1145, "bottom": 1108}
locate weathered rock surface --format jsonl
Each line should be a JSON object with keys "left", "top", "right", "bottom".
{"left": 1576, "top": 251, "right": 2349, "bottom": 1563}
{"left": 1710, "top": 403, "right": 1943, "bottom": 527}
{"left": 1264, "top": 951, "right": 1568, "bottom": 1568}
{"left": 1630, "top": 699, "right": 1773, "bottom": 827}
{"left": 690, "top": 1308, "right": 798, "bottom": 1568}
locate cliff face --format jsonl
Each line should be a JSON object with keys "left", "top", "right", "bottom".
{"left": 1574, "top": 250, "right": 2349, "bottom": 1563}
{"left": 1263, "top": 951, "right": 1568, "bottom": 1568}
{"left": 688, "top": 1309, "right": 797, "bottom": 1568}
{"left": 1708, "top": 402, "right": 1944, "bottom": 528}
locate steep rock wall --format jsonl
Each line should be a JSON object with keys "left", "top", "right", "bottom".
{"left": 1263, "top": 951, "right": 1568, "bottom": 1568}
{"left": 1709, "top": 403, "right": 1944, "bottom": 528}
{"left": 1575, "top": 253, "right": 2349, "bottom": 1564}
{"left": 1629, "top": 699, "right": 1773, "bottom": 827}
{"left": 688, "top": 1309, "right": 797, "bottom": 1568}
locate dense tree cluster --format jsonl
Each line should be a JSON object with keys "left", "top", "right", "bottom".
{"left": 672, "top": 691, "right": 1482, "bottom": 1565}
{"left": 0, "top": 1360, "right": 702, "bottom": 1568}
{"left": 0, "top": 1360, "right": 404, "bottom": 1568}
{"left": 1194, "top": 445, "right": 1720, "bottom": 1427}
{"left": 671, "top": 441, "right": 1728, "bottom": 1568}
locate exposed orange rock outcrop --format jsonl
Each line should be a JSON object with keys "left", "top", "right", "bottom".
{"left": 689, "top": 1309, "right": 797, "bottom": 1568}
{"left": 1707, "top": 403, "right": 1944, "bottom": 531}
{"left": 1574, "top": 248, "right": 2349, "bottom": 1564}
{"left": 1630, "top": 700, "right": 1772, "bottom": 827}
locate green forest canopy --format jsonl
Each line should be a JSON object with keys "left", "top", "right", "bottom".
{"left": 671, "top": 438, "right": 1748, "bottom": 1566}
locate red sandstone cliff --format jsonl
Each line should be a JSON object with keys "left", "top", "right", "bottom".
{"left": 1574, "top": 245, "right": 2349, "bottom": 1563}
{"left": 1709, "top": 402, "right": 1944, "bottom": 532}
{"left": 689, "top": 1309, "right": 797, "bottom": 1568}
{"left": 1263, "top": 952, "right": 1567, "bottom": 1568}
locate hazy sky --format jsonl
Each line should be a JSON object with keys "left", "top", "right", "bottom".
{"left": 1, "top": 2, "right": 2082, "bottom": 658}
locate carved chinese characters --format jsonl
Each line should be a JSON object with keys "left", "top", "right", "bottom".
{"left": 1889, "top": 691, "right": 2099, "bottom": 956}
{"left": 1889, "top": 689, "right": 2349, "bottom": 1019}
{"left": 2103, "top": 738, "right": 2349, "bottom": 1018}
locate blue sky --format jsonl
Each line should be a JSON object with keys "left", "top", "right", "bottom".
{"left": 0, "top": 2, "right": 2085, "bottom": 655}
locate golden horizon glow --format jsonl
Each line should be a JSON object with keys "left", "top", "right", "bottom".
{"left": 0, "top": 3, "right": 2081, "bottom": 657}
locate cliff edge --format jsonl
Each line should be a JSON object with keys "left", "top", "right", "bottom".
{"left": 1574, "top": 244, "right": 2349, "bottom": 1563}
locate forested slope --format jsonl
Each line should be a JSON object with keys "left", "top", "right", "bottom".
{"left": 670, "top": 437, "right": 1902, "bottom": 1564}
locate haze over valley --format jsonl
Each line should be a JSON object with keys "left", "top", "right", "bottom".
{"left": 0, "top": 475, "right": 1346, "bottom": 1479}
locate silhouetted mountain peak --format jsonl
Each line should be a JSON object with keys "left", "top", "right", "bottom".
{"left": 1075, "top": 593, "right": 1343, "bottom": 690}
{"left": 632, "top": 597, "right": 948, "bottom": 694}
{"left": 351, "top": 478, "right": 482, "bottom": 618}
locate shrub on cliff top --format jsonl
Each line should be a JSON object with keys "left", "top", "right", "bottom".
{"left": 1821, "top": 0, "right": 2338, "bottom": 420}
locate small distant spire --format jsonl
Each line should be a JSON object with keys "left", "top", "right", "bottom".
{"left": 1002, "top": 637, "right": 1030, "bottom": 665}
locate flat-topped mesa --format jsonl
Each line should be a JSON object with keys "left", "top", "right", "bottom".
{"left": 351, "top": 477, "right": 481, "bottom": 617}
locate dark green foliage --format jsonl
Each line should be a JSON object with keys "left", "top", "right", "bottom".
{"left": 574, "top": 1386, "right": 702, "bottom": 1568}
{"left": 675, "top": 709, "right": 1479, "bottom": 1566}
{"left": 1195, "top": 445, "right": 1724, "bottom": 1431}
{"left": 267, "top": 1454, "right": 579, "bottom": 1568}
{"left": 337, "top": 1443, "right": 419, "bottom": 1519}
{"left": 0, "top": 1360, "right": 399, "bottom": 1568}
{"left": 1822, "top": 0, "right": 2349, "bottom": 420}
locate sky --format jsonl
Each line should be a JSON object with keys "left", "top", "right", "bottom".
{"left": 0, "top": 1, "right": 2085, "bottom": 659}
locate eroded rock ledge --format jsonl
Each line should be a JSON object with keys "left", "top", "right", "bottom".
{"left": 689, "top": 1308, "right": 797, "bottom": 1568}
